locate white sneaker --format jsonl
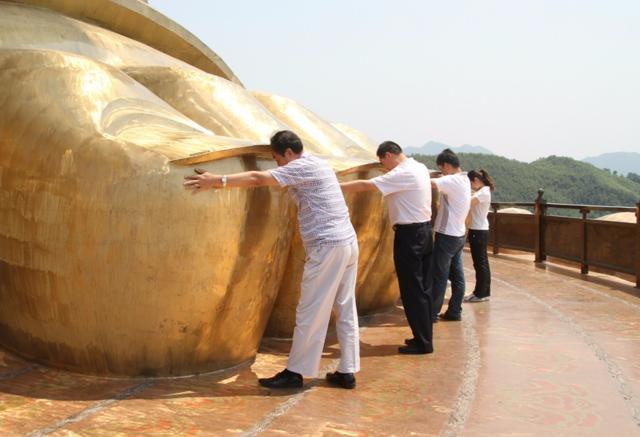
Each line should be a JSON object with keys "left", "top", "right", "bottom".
{"left": 464, "top": 295, "right": 489, "bottom": 303}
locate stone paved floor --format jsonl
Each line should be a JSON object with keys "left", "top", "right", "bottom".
{"left": 1, "top": 252, "right": 639, "bottom": 436}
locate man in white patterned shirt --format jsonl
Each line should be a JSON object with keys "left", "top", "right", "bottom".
{"left": 184, "top": 130, "right": 360, "bottom": 390}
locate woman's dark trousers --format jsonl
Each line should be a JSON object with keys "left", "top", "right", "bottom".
{"left": 468, "top": 229, "right": 491, "bottom": 298}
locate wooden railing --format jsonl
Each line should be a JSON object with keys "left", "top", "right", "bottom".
{"left": 488, "top": 190, "right": 640, "bottom": 288}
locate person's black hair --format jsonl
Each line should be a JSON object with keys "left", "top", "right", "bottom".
{"left": 376, "top": 141, "right": 403, "bottom": 158}
{"left": 468, "top": 168, "right": 496, "bottom": 191}
{"left": 436, "top": 148, "right": 460, "bottom": 168}
{"left": 270, "top": 130, "right": 303, "bottom": 155}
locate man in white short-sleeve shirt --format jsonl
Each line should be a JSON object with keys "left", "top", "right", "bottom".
{"left": 184, "top": 130, "right": 360, "bottom": 390}
{"left": 341, "top": 141, "right": 434, "bottom": 355}
{"left": 429, "top": 149, "right": 471, "bottom": 322}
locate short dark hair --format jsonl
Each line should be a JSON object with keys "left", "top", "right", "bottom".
{"left": 436, "top": 148, "right": 460, "bottom": 168}
{"left": 376, "top": 141, "right": 403, "bottom": 158}
{"left": 270, "top": 130, "right": 303, "bottom": 155}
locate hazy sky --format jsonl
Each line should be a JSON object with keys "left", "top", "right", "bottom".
{"left": 151, "top": 1, "right": 639, "bottom": 162}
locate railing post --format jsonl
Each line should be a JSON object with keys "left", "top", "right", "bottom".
{"left": 636, "top": 201, "right": 640, "bottom": 288}
{"left": 492, "top": 204, "right": 500, "bottom": 255}
{"left": 580, "top": 207, "right": 589, "bottom": 275}
{"left": 534, "top": 189, "right": 546, "bottom": 263}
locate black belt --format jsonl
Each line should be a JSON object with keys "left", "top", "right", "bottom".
{"left": 393, "top": 221, "right": 431, "bottom": 231}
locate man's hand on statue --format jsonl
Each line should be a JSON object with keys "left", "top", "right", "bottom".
{"left": 183, "top": 168, "right": 220, "bottom": 194}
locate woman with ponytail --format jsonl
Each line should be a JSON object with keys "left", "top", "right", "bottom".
{"left": 464, "top": 169, "right": 495, "bottom": 302}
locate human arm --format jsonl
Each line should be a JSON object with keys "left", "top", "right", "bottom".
{"left": 183, "top": 168, "right": 278, "bottom": 195}
{"left": 472, "top": 187, "right": 491, "bottom": 206}
{"left": 431, "top": 174, "right": 447, "bottom": 190}
{"left": 366, "top": 165, "right": 419, "bottom": 196}
{"left": 340, "top": 180, "right": 379, "bottom": 193}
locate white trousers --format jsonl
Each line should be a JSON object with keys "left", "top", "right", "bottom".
{"left": 287, "top": 240, "right": 360, "bottom": 377}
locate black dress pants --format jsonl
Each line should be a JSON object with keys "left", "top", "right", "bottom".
{"left": 468, "top": 229, "right": 491, "bottom": 298}
{"left": 393, "top": 222, "right": 433, "bottom": 351}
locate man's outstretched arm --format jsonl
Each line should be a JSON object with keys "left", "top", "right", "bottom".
{"left": 340, "top": 180, "right": 378, "bottom": 193}
{"left": 184, "top": 168, "right": 278, "bottom": 194}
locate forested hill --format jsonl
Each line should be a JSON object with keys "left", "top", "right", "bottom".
{"left": 412, "top": 153, "right": 640, "bottom": 206}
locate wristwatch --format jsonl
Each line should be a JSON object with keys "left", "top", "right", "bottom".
{"left": 221, "top": 175, "right": 227, "bottom": 188}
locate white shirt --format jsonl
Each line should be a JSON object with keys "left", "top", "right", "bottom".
{"left": 469, "top": 186, "right": 491, "bottom": 230}
{"left": 433, "top": 173, "right": 471, "bottom": 237}
{"left": 370, "top": 158, "right": 432, "bottom": 225}
{"left": 269, "top": 153, "right": 356, "bottom": 248}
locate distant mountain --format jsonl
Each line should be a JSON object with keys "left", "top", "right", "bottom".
{"left": 404, "top": 141, "right": 451, "bottom": 155}
{"left": 582, "top": 152, "right": 640, "bottom": 176}
{"left": 404, "top": 141, "right": 493, "bottom": 156}
{"left": 457, "top": 144, "right": 495, "bottom": 155}
{"left": 412, "top": 153, "right": 640, "bottom": 206}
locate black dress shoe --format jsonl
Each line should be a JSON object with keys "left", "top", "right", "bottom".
{"left": 398, "top": 344, "right": 433, "bottom": 355}
{"left": 404, "top": 338, "right": 417, "bottom": 346}
{"left": 439, "top": 312, "right": 461, "bottom": 322}
{"left": 258, "top": 369, "right": 303, "bottom": 389}
{"left": 325, "top": 371, "right": 356, "bottom": 389}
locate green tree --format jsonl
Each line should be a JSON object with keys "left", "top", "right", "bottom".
{"left": 628, "top": 172, "right": 640, "bottom": 184}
